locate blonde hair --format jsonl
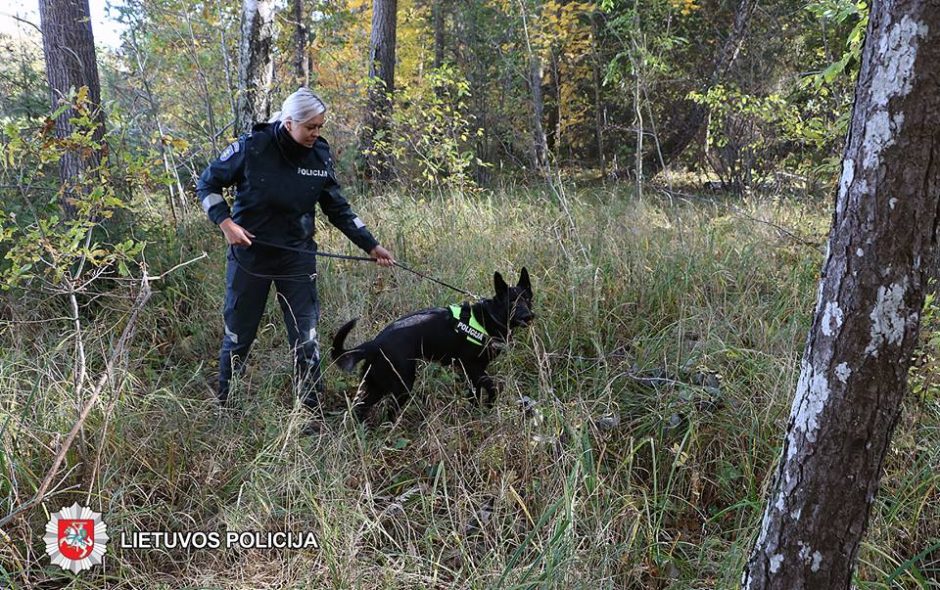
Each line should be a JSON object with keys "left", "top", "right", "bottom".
{"left": 269, "top": 87, "right": 327, "bottom": 124}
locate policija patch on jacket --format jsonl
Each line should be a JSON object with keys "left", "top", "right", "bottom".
{"left": 220, "top": 141, "right": 240, "bottom": 161}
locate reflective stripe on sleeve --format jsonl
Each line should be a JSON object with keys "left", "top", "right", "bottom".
{"left": 202, "top": 193, "right": 225, "bottom": 213}
{"left": 353, "top": 216, "right": 366, "bottom": 229}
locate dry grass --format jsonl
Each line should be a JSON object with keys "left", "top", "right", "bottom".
{"left": 1, "top": 186, "right": 937, "bottom": 589}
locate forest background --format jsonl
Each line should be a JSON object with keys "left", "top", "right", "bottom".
{"left": 1, "top": 0, "right": 938, "bottom": 588}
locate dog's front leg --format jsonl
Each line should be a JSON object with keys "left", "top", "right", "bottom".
{"left": 463, "top": 363, "right": 499, "bottom": 408}
{"left": 477, "top": 374, "right": 499, "bottom": 407}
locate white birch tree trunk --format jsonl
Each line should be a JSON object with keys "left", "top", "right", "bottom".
{"left": 237, "top": 0, "right": 276, "bottom": 134}
{"left": 743, "top": 1, "right": 940, "bottom": 587}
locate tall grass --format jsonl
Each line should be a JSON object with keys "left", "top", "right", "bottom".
{"left": 1, "top": 187, "right": 937, "bottom": 588}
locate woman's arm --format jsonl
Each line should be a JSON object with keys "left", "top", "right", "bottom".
{"left": 316, "top": 142, "right": 393, "bottom": 265}
{"left": 195, "top": 138, "right": 246, "bottom": 226}
{"left": 197, "top": 139, "right": 255, "bottom": 246}
{"left": 316, "top": 152, "right": 382, "bottom": 249}
{"left": 320, "top": 181, "right": 394, "bottom": 265}
{"left": 318, "top": 178, "right": 380, "bottom": 252}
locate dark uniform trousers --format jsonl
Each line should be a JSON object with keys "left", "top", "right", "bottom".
{"left": 219, "top": 244, "right": 322, "bottom": 409}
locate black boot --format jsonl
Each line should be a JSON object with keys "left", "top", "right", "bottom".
{"left": 216, "top": 380, "right": 235, "bottom": 411}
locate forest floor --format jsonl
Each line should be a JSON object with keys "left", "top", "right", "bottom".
{"left": 2, "top": 186, "right": 938, "bottom": 588}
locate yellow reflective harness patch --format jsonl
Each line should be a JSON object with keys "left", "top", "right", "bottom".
{"left": 449, "top": 304, "right": 488, "bottom": 346}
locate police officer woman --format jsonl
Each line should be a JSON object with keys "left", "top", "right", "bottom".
{"left": 196, "top": 87, "right": 394, "bottom": 429}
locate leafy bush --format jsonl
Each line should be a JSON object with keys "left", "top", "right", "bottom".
{"left": 689, "top": 85, "right": 797, "bottom": 193}
{"left": 0, "top": 88, "right": 141, "bottom": 291}
{"left": 364, "top": 65, "right": 486, "bottom": 192}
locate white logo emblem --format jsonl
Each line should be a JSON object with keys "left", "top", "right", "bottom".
{"left": 219, "top": 140, "right": 239, "bottom": 161}
{"left": 45, "top": 503, "right": 109, "bottom": 573}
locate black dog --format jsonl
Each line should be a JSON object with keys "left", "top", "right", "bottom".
{"left": 332, "top": 268, "right": 534, "bottom": 421}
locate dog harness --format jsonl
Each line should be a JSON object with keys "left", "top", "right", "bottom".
{"left": 450, "top": 304, "right": 488, "bottom": 346}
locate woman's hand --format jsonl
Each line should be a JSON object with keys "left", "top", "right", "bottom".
{"left": 220, "top": 218, "right": 255, "bottom": 247}
{"left": 370, "top": 245, "right": 395, "bottom": 267}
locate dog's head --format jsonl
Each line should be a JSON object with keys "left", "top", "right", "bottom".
{"left": 491, "top": 267, "right": 535, "bottom": 332}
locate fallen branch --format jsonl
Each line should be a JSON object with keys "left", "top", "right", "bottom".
{"left": 0, "top": 272, "right": 152, "bottom": 528}
{"left": 731, "top": 206, "right": 823, "bottom": 249}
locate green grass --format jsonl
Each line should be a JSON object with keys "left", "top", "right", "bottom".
{"left": 1, "top": 187, "right": 937, "bottom": 588}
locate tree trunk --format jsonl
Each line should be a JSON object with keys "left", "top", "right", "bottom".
{"left": 641, "top": 0, "right": 758, "bottom": 178}
{"left": 463, "top": 6, "right": 489, "bottom": 186}
{"left": 591, "top": 11, "right": 606, "bottom": 178}
{"left": 237, "top": 0, "right": 276, "bottom": 134}
{"left": 546, "top": 47, "right": 561, "bottom": 157}
{"left": 38, "top": 0, "right": 105, "bottom": 219}
{"left": 219, "top": 11, "right": 239, "bottom": 133}
{"left": 528, "top": 54, "right": 548, "bottom": 171}
{"left": 432, "top": 0, "right": 446, "bottom": 69}
{"left": 292, "top": 0, "right": 309, "bottom": 88}
{"left": 184, "top": 10, "right": 220, "bottom": 150}
{"left": 129, "top": 29, "right": 186, "bottom": 225}
{"left": 743, "top": 1, "right": 940, "bottom": 588}
{"left": 361, "top": 0, "right": 398, "bottom": 183}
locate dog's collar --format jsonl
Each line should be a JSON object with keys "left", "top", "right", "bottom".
{"left": 449, "top": 304, "right": 489, "bottom": 346}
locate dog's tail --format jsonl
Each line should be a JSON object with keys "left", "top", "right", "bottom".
{"left": 332, "top": 318, "right": 366, "bottom": 372}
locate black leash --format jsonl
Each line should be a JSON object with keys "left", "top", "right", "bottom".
{"left": 232, "top": 237, "right": 478, "bottom": 298}
{"left": 392, "top": 259, "right": 478, "bottom": 299}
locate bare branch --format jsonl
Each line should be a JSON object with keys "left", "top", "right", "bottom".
{"left": 0, "top": 272, "right": 152, "bottom": 528}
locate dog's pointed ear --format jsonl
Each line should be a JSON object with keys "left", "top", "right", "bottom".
{"left": 494, "top": 271, "right": 508, "bottom": 298}
{"left": 517, "top": 267, "right": 532, "bottom": 295}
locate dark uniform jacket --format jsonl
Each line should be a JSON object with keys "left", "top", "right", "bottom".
{"left": 196, "top": 122, "right": 379, "bottom": 253}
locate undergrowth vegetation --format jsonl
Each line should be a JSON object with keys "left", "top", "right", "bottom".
{"left": 1, "top": 188, "right": 938, "bottom": 588}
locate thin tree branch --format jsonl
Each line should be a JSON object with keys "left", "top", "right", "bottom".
{"left": 0, "top": 273, "right": 152, "bottom": 528}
